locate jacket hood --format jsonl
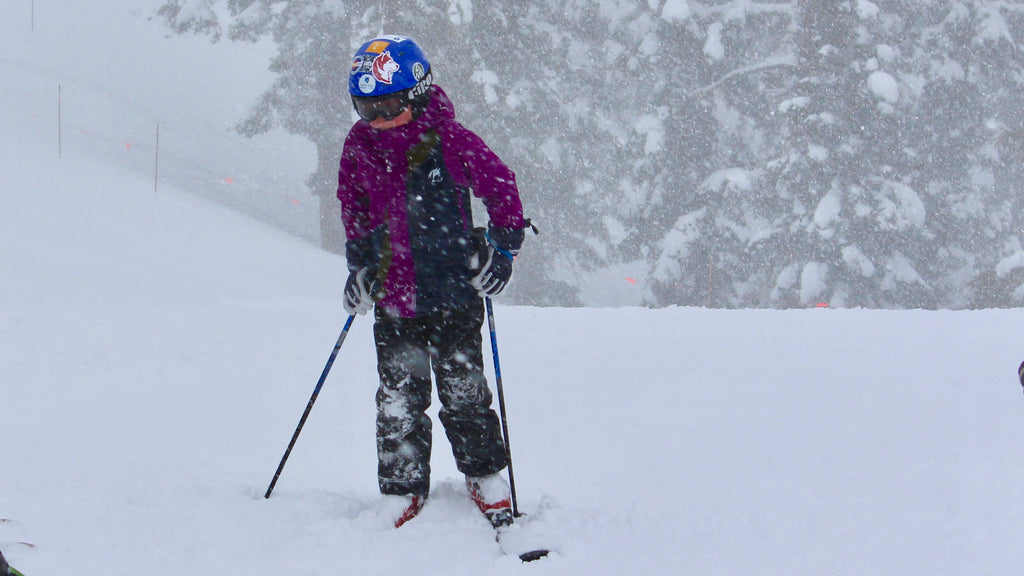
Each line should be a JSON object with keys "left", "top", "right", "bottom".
{"left": 414, "top": 85, "right": 456, "bottom": 129}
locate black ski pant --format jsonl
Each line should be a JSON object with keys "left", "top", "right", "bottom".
{"left": 373, "top": 299, "right": 507, "bottom": 497}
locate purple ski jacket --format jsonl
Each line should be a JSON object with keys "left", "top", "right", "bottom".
{"left": 337, "top": 86, "right": 525, "bottom": 318}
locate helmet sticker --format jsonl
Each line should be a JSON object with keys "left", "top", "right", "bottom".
{"left": 358, "top": 74, "right": 377, "bottom": 94}
{"left": 349, "top": 36, "right": 427, "bottom": 97}
{"left": 351, "top": 55, "right": 370, "bottom": 74}
{"left": 372, "top": 51, "right": 400, "bottom": 84}
{"left": 408, "top": 69, "right": 433, "bottom": 98}
{"left": 365, "top": 40, "right": 390, "bottom": 54}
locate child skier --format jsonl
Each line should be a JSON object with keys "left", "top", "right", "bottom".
{"left": 337, "top": 35, "right": 528, "bottom": 529}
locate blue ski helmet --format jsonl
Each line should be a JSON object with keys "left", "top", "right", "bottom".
{"left": 349, "top": 35, "right": 432, "bottom": 98}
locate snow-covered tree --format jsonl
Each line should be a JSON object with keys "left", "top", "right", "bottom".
{"left": 157, "top": 0, "right": 1024, "bottom": 309}
{"left": 158, "top": 0, "right": 381, "bottom": 254}
{"left": 915, "top": 0, "right": 1024, "bottom": 307}
{"left": 651, "top": 1, "right": 798, "bottom": 307}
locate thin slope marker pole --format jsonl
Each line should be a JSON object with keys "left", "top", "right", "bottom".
{"left": 154, "top": 123, "right": 160, "bottom": 193}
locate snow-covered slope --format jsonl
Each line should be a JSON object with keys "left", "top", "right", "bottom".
{"left": 0, "top": 2, "right": 318, "bottom": 243}
{"left": 3, "top": 4, "right": 1024, "bottom": 576}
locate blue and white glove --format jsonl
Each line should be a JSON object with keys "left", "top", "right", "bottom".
{"left": 470, "top": 224, "right": 525, "bottom": 297}
{"left": 471, "top": 247, "right": 514, "bottom": 296}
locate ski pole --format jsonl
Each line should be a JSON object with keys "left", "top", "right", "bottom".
{"left": 265, "top": 315, "right": 356, "bottom": 499}
{"left": 484, "top": 297, "right": 520, "bottom": 517}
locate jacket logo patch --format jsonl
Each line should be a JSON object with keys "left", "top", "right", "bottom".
{"left": 429, "top": 168, "right": 443, "bottom": 184}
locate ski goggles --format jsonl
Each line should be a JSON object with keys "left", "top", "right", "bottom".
{"left": 352, "top": 93, "right": 408, "bottom": 122}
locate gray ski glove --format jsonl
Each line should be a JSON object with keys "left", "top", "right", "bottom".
{"left": 343, "top": 267, "right": 381, "bottom": 315}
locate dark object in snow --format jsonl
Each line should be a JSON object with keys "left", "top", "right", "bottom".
{"left": 519, "top": 549, "right": 550, "bottom": 562}
{"left": 492, "top": 514, "right": 550, "bottom": 562}
{"left": 1018, "top": 360, "right": 1024, "bottom": 388}
{"left": 495, "top": 525, "right": 550, "bottom": 563}
{"left": 0, "top": 549, "right": 26, "bottom": 576}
